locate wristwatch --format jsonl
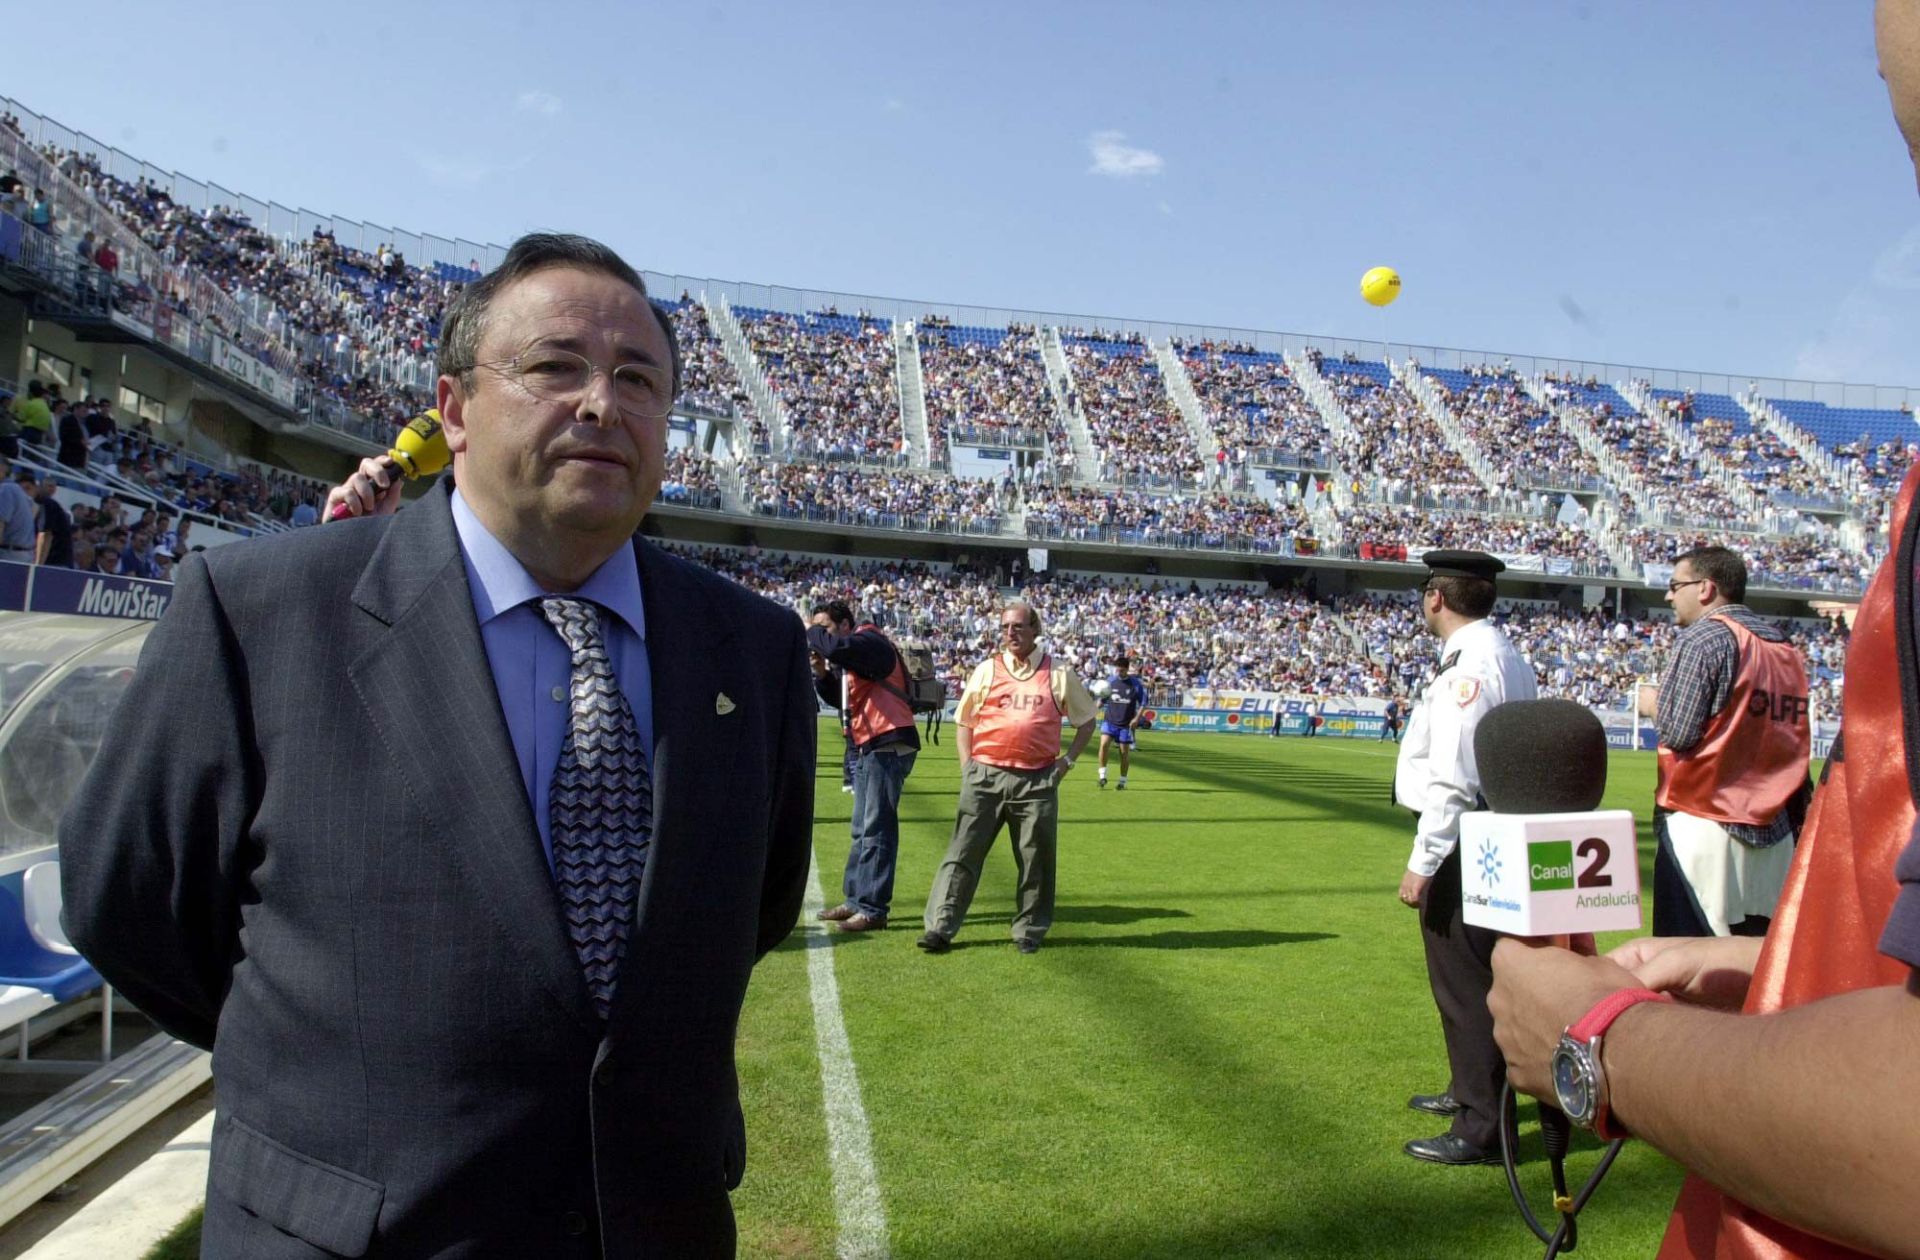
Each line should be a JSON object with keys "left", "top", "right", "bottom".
{"left": 1551, "top": 988, "right": 1671, "bottom": 1140}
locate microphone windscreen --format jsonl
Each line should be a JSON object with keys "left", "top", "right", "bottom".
{"left": 1474, "top": 698, "right": 1608, "bottom": 813}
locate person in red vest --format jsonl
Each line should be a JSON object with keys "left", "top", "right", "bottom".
{"left": 1638, "top": 545, "right": 1812, "bottom": 937}
{"left": 808, "top": 600, "right": 920, "bottom": 933}
{"left": 918, "top": 598, "right": 1097, "bottom": 955}
{"left": 1489, "top": 7, "right": 1920, "bottom": 1235}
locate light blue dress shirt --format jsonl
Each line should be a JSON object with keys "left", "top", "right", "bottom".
{"left": 450, "top": 489, "right": 655, "bottom": 871}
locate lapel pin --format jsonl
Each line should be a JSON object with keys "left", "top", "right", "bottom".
{"left": 715, "top": 692, "right": 737, "bottom": 715}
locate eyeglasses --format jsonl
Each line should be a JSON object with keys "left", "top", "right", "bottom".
{"left": 469, "top": 347, "right": 674, "bottom": 419}
{"left": 1665, "top": 578, "right": 1708, "bottom": 594}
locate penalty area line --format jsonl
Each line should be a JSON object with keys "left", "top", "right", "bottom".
{"left": 801, "top": 852, "right": 892, "bottom": 1260}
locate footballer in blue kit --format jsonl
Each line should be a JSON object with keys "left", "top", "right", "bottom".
{"left": 1097, "top": 656, "right": 1150, "bottom": 789}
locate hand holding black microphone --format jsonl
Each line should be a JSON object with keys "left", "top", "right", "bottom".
{"left": 1465, "top": 699, "right": 1655, "bottom": 1259}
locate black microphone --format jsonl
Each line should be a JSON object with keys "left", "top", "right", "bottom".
{"left": 1474, "top": 698, "right": 1608, "bottom": 814}
{"left": 1472, "top": 699, "right": 1616, "bottom": 1255}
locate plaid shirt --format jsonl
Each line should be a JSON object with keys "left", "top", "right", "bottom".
{"left": 1656, "top": 604, "right": 1799, "bottom": 848}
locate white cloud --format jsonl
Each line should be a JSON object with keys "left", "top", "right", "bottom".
{"left": 1794, "top": 224, "right": 1920, "bottom": 382}
{"left": 415, "top": 150, "right": 534, "bottom": 190}
{"left": 515, "top": 90, "right": 565, "bottom": 118}
{"left": 1157, "top": 200, "right": 1174, "bottom": 217}
{"left": 417, "top": 154, "right": 498, "bottom": 188}
{"left": 883, "top": 97, "right": 906, "bottom": 113}
{"left": 1087, "top": 130, "right": 1164, "bottom": 178}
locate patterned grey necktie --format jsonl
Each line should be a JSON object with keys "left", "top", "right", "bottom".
{"left": 539, "top": 597, "right": 652, "bottom": 1020}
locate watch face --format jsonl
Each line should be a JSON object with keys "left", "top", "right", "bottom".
{"left": 1552, "top": 1043, "right": 1593, "bottom": 1121}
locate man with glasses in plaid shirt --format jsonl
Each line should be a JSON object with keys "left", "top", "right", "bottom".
{"left": 1636, "top": 546, "right": 1812, "bottom": 938}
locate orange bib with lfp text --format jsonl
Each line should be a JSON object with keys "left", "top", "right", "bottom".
{"left": 1656, "top": 614, "right": 1811, "bottom": 827}
{"left": 967, "top": 654, "right": 1064, "bottom": 771}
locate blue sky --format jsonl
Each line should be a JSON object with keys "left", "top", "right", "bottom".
{"left": 9, "top": 1, "right": 1919, "bottom": 387}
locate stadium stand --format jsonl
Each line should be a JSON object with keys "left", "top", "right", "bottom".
{"left": 1176, "top": 340, "right": 1336, "bottom": 471}
{"left": 1060, "top": 330, "right": 1206, "bottom": 487}
{"left": 1320, "top": 359, "right": 1486, "bottom": 505}
{"left": 0, "top": 90, "right": 1902, "bottom": 606}
{"left": 1420, "top": 365, "right": 1604, "bottom": 492}
{"left": 916, "top": 320, "right": 1056, "bottom": 460}
{"left": 735, "top": 308, "right": 905, "bottom": 465}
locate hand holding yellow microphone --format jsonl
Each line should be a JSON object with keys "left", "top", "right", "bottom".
{"left": 325, "top": 410, "right": 451, "bottom": 521}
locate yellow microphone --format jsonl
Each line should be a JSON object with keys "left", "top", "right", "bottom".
{"left": 328, "top": 410, "right": 451, "bottom": 520}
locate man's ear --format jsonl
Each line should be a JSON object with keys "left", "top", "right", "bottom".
{"left": 437, "top": 374, "right": 469, "bottom": 455}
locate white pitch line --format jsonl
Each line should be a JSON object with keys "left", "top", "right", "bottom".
{"left": 800, "top": 852, "right": 892, "bottom": 1260}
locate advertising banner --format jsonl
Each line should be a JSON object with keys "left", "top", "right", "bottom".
{"left": 0, "top": 562, "right": 173, "bottom": 620}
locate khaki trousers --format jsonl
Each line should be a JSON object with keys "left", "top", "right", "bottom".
{"left": 924, "top": 759, "right": 1059, "bottom": 944}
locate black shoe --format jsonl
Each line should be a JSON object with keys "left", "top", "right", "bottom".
{"left": 1407, "top": 1092, "right": 1462, "bottom": 1117}
{"left": 1402, "top": 1133, "right": 1501, "bottom": 1166}
{"left": 915, "top": 932, "right": 951, "bottom": 954}
{"left": 1015, "top": 938, "right": 1040, "bottom": 954}
{"left": 1098, "top": 777, "right": 1108, "bottom": 789}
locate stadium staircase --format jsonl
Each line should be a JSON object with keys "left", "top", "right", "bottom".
{"left": 1618, "top": 379, "right": 1770, "bottom": 524}
{"left": 1394, "top": 361, "right": 1502, "bottom": 497}
{"left": 1284, "top": 351, "right": 1359, "bottom": 511}
{"left": 1148, "top": 340, "right": 1222, "bottom": 475}
{"left": 1738, "top": 391, "right": 1849, "bottom": 512}
{"left": 894, "top": 321, "right": 932, "bottom": 469}
{"left": 707, "top": 295, "right": 790, "bottom": 453}
{"left": 1585, "top": 500, "right": 1642, "bottom": 578}
{"left": 1038, "top": 327, "right": 1102, "bottom": 482}
{"left": 1515, "top": 376, "right": 1649, "bottom": 507}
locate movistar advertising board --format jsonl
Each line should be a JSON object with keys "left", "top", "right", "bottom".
{"left": 0, "top": 561, "right": 173, "bottom": 620}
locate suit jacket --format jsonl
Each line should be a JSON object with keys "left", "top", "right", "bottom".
{"left": 59, "top": 481, "right": 816, "bottom": 1259}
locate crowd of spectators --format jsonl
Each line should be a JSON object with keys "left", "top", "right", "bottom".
{"left": 663, "top": 298, "right": 760, "bottom": 445}
{"left": 741, "top": 460, "right": 1005, "bottom": 532}
{"left": 1338, "top": 503, "right": 1614, "bottom": 572}
{"left": 916, "top": 320, "right": 1057, "bottom": 461}
{"left": 740, "top": 310, "right": 904, "bottom": 464}
{"left": 1642, "top": 390, "right": 1836, "bottom": 503}
{"left": 1427, "top": 368, "right": 1603, "bottom": 490}
{"left": 1623, "top": 526, "right": 1873, "bottom": 592}
{"left": 653, "top": 540, "right": 1851, "bottom": 715}
{"left": 1830, "top": 434, "right": 1913, "bottom": 514}
{"left": 1322, "top": 365, "right": 1484, "bottom": 501}
{"left": 657, "top": 449, "right": 722, "bottom": 510}
{"left": 1565, "top": 397, "right": 1759, "bottom": 527}
{"left": 1177, "top": 341, "right": 1334, "bottom": 468}
{"left": 1023, "top": 484, "right": 1320, "bottom": 554}
{"left": 1061, "top": 332, "right": 1205, "bottom": 486}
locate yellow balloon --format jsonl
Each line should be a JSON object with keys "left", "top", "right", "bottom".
{"left": 1360, "top": 266, "right": 1402, "bottom": 308}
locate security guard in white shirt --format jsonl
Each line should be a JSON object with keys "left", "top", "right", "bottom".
{"left": 1392, "top": 550, "right": 1538, "bottom": 1166}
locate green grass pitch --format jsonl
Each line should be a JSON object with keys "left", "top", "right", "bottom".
{"left": 731, "top": 719, "right": 1688, "bottom": 1259}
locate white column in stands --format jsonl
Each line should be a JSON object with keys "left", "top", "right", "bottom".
{"left": 1149, "top": 339, "right": 1220, "bottom": 470}
{"left": 1620, "top": 379, "right": 1769, "bottom": 521}
{"left": 1517, "top": 375, "right": 1653, "bottom": 511}
{"left": 1284, "top": 351, "right": 1358, "bottom": 513}
{"left": 705, "top": 294, "right": 791, "bottom": 453}
{"left": 893, "top": 321, "right": 932, "bottom": 469}
{"left": 1038, "top": 326, "right": 1101, "bottom": 483}
{"left": 1393, "top": 360, "right": 1502, "bottom": 497}
{"left": 1740, "top": 391, "right": 1847, "bottom": 499}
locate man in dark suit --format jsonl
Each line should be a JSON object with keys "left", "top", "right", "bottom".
{"left": 59, "top": 233, "right": 816, "bottom": 1258}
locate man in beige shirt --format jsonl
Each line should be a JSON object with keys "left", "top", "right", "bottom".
{"left": 920, "top": 599, "right": 1097, "bottom": 955}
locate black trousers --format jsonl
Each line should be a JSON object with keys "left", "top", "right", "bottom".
{"left": 1419, "top": 846, "right": 1508, "bottom": 1149}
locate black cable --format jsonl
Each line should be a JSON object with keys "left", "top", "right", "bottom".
{"left": 1499, "top": 1083, "right": 1628, "bottom": 1259}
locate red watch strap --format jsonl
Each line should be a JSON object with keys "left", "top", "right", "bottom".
{"left": 1569, "top": 986, "right": 1671, "bottom": 1041}
{"left": 1569, "top": 987, "right": 1672, "bottom": 1141}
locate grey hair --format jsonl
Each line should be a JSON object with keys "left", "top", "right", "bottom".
{"left": 1000, "top": 598, "right": 1041, "bottom": 633}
